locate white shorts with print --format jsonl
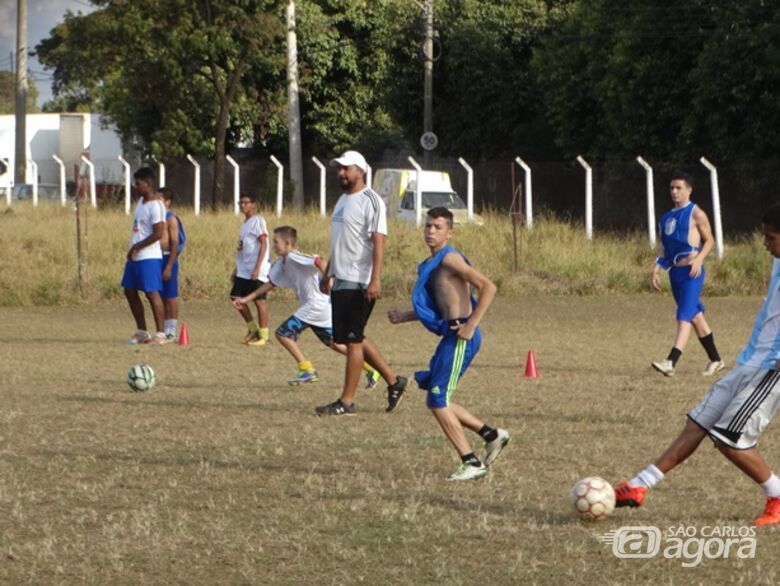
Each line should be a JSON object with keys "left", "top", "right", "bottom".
{"left": 688, "top": 364, "right": 780, "bottom": 450}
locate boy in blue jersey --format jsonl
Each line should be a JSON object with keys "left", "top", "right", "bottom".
{"left": 387, "top": 207, "right": 510, "bottom": 481}
{"left": 651, "top": 173, "right": 723, "bottom": 377}
{"left": 160, "top": 188, "right": 186, "bottom": 341}
{"left": 615, "top": 203, "right": 780, "bottom": 527}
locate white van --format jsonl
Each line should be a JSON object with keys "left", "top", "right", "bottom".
{"left": 372, "top": 168, "right": 484, "bottom": 226}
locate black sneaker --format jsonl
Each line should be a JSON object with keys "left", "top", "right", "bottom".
{"left": 386, "top": 375, "right": 408, "bottom": 413}
{"left": 314, "top": 399, "right": 356, "bottom": 417}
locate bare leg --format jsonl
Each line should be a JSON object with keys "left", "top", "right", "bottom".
{"left": 233, "top": 298, "right": 254, "bottom": 324}
{"left": 255, "top": 298, "right": 269, "bottom": 329}
{"left": 654, "top": 418, "right": 709, "bottom": 474}
{"left": 276, "top": 333, "right": 306, "bottom": 364}
{"left": 361, "top": 337, "right": 397, "bottom": 384}
{"left": 145, "top": 291, "right": 165, "bottom": 333}
{"left": 164, "top": 297, "right": 178, "bottom": 321}
{"left": 448, "top": 402, "right": 485, "bottom": 435}
{"left": 340, "top": 342, "right": 364, "bottom": 406}
{"left": 431, "top": 405, "right": 473, "bottom": 456}
{"left": 691, "top": 312, "right": 711, "bottom": 338}
{"left": 716, "top": 443, "right": 772, "bottom": 484}
{"left": 672, "top": 320, "right": 694, "bottom": 353}
{"left": 125, "top": 288, "right": 147, "bottom": 330}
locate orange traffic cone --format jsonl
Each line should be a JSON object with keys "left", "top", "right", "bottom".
{"left": 178, "top": 323, "right": 190, "bottom": 346}
{"left": 524, "top": 350, "right": 539, "bottom": 378}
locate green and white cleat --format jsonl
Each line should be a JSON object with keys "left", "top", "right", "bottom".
{"left": 447, "top": 462, "right": 488, "bottom": 481}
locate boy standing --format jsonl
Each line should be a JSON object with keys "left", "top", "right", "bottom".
{"left": 616, "top": 204, "right": 780, "bottom": 526}
{"left": 232, "top": 226, "right": 380, "bottom": 388}
{"left": 160, "top": 187, "right": 186, "bottom": 342}
{"left": 387, "top": 207, "right": 510, "bottom": 481}
{"left": 122, "top": 167, "right": 166, "bottom": 345}
{"left": 231, "top": 194, "right": 271, "bottom": 346}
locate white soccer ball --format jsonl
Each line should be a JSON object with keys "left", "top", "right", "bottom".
{"left": 570, "top": 476, "right": 615, "bottom": 521}
{"left": 127, "top": 363, "right": 156, "bottom": 392}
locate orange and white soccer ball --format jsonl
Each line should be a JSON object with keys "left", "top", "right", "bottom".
{"left": 570, "top": 476, "right": 615, "bottom": 521}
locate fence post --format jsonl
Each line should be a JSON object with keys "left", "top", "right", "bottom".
{"left": 514, "top": 156, "right": 533, "bottom": 229}
{"left": 226, "top": 155, "right": 240, "bottom": 216}
{"left": 312, "top": 157, "right": 326, "bottom": 216}
{"left": 28, "top": 159, "right": 38, "bottom": 206}
{"left": 153, "top": 157, "right": 166, "bottom": 188}
{"left": 1, "top": 158, "right": 10, "bottom": 206}
{"left": 408, "top": 156, "right": 423, "bottom": 227}
{"left": 636, "top": 156, "right": 656, "bottom": 248}
{"left": 457, "top": 157, "right": 475, "bottom": 224}
{"left": 270, "top": 155, "right": 284, "bottom": 217}
{"left": 52, "top": 155, "right": 66, "bottom": 206}
{"left": 576, "top": 155, "right": 593, "bottom": 239}
{"left": 118, "top": 156, "right": 131, "bottom": 214}
{"left": 81, "top": 155, "right": 97, "bottom": 208}
{"left": 186, "top": 154, "right": 201, "bottom": 216}
{"left": 699, "top": 156, "right": 725, "bottom": 259}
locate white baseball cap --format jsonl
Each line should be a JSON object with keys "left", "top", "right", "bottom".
{"left": 330, "top": 150, "right": 368, "bottom": 173}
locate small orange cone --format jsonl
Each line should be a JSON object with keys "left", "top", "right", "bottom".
{"left": 524, "top": 350, "right": 539, "bottom": 378}
{"left": 178, "top": 323, "right": 190, "bottom": 346}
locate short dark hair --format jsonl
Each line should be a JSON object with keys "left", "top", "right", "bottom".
{"left": 159, "top": 187, "right": 175, "bottom": 202}
{"left": 239, "top": 192, "right": 256, "bottom": 204}
{"left": 133, "top": 166, "right": 156, "bottom": 185}
{"left": 427, "top": 206, "right": 454, "bottom": 228}
{"left": 274, "top": 225, "right": 297, "bottom": 244}
{"left": 670, "top": 172, "right": 693, "bottom": 189}
{"left": 762, "top": 203, "right": 780, "bottom": 232}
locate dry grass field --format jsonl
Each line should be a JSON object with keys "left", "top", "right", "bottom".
{"left": 2, "top": 295, "right": 779, "bottom": 584}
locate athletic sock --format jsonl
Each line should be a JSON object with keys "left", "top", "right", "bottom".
{"left": 760, "top": 473, "right": 780, "bottom": 498}
{"left": 478, "top": 425, "right": 498, "bottom": 443}
{"left": 298, "top": 360, "right": 314, "bottom": 373}
{"left": 698, "top": 333, "right": 722, "bottom": 362}
{"left": 630, "top": 464, "right": 665, "bottom": 489}
{"left": 667, "top": 347, "right": 683, "bottom": 366}
{"left": 259, "top": 327, "right": 269, "bottom": 341}
{"left": 461, "top": 452, "right": 482, "bottom": 467}
{"left": 247, "top": 321, "right": 259, "bottom": 333}
{"left": 361, "top": 362, "right": 373, "bottom": 373}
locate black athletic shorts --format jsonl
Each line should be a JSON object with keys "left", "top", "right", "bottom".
{"left": 331, "top": 288, "right": 375, "bottom": 344}
{"left": 230, "top": 276, "right": 268, "bottom": 300}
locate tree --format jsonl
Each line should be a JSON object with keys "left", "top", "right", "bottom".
{"left": 0, "top": 70, "right": 40, "bottom": 114}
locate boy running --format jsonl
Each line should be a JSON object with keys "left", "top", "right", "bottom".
{"left": 231, "top": 193, "right": 271, "bottom": 346}
{"left": 232, "top": 226, "right": 380, "bottom": 388}
{"left": 160, "top": 187, "right": 186, "bottom": 342}
{"left": 616, "top": 204, "right": 780, "bottom": 526}
{"left": 387, "top": 207, "right": 510, "bottom": 481}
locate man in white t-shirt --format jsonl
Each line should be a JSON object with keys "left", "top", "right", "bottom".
{"left": 230, "top": 193, "right": 271, "bottom": 346}
{"left": 232, "top": 225, "right": 380, "bottom": 387}
{"left": 121, "top": 167, "right": 167, "bottom": 345}
{"left": 316, "top": 150, "right": 408, "bottom": 417}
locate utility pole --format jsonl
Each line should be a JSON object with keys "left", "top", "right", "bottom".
{"left": 423, "top": 0, "right": 434, "bottom": 168}
{"left": 15, "top": 0, "right": 27, "bottom": 185}
{"left": 286, "top": 1, "right": 304, "bottom": 209}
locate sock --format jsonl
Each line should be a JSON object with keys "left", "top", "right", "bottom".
{"left": 461, "top": 452, "right": 482, "bottom": 467}
{"left": 259, "top": 327, "right": 269, "bottom": 341}
{"left": 630, "top": 464, "right": 665, "bottom": 489}
{"left": 760, "top": 473, "right": 780, "bottom": 498}
{"left": 247, "top": 321, "right": 259, "bottom": 333}
{"left": 478, "top": 425, "right": 498, "bottom": 443}
{"left": 361, "top": 362, "right": 373, "bottom": 373}
{"left": 698, "top": 333, "right": 722, "bottom": 362}
{"left": 299, "top": 360, "right": 314, "bottom": 373}
{"left": 164, "top": 319, "right": 177, "bottom": 336}
{"left": 667, "top": 347, "right": 683, "bottom": 366}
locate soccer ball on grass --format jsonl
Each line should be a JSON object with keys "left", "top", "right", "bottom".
{"left": 127, "top": 363, "right": 156, "bottom": 392}
{"left": 570, "top": 476, "right": 615, "bottom": 521}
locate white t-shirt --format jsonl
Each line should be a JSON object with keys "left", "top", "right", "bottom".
{"left": 738, "top": 258, "right": 780, "bottom": 369}
{"left": 130, "top": 198, "right": 165, "bottom": 261}
{"left": 268, "top": 251, "right": 331, "bottom": 327}
{"left": 236, "top": 214, "right": 271, "bottom": 280}
{"left": 328, "top": 188, "right": 387, "bottom": 284}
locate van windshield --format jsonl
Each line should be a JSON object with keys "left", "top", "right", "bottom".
{"left": 402, "top": 190, "right": 466, "bottom": 210}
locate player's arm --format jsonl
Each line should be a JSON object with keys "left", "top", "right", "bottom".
{"left": 319, "top": 259, "right": 332, "bottom": 294}
{"left": 232, "top": 281, "right": 275, "bottom": 309}
{"left": 442, "top": 252, "right": 496, "bottom": 340}
{"left": 689, "top": 206, "right": 714, "bottom": 278}
{"left": 163, "top": 215, "right": 179, "bottom": 280}
{"left": 127, "top": 221, "right": 164, "bottom": 260}
{"left": 387, "top": 307, "right": 418, "bottom": 324}
{"left": 251, "top": 234, "right": 268, "bottom": 281}
{"left": 366, "top": 232, "right": 385, "bottom": 302}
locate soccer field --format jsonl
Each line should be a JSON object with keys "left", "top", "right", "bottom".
{"left": 1, "top": 295, "right": 778, "bottom": 584}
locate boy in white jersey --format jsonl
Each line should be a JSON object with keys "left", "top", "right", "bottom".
{"left": 121, "top": 167, "right": 167, "bottom": 345}
{"left": 230, "top": 193, "right": 271, "bottom": 346}
{"left": 316, "top": 150, "right": 408, "bottom": 416}
{"left": 232, "top": 226, "right": 380, "bottom": 387}
{"left": 615, "top": 203, "right": 780, "bottom": 527}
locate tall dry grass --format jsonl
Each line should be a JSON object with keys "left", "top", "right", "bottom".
{"left": 0, "top": 201, "right": 772, "bottom": 306}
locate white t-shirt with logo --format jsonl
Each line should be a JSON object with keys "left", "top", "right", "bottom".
{"left": 236, "top": 214, "right": 271, "bottom": 280}
{"left": 268, "top": 251, "right": 331, "bottom": 327}
{"left": 130, "top": 198, "right": 165, "bottom": 261}
{"left": 328, "top": 188, "right": 387, "bottom": 284}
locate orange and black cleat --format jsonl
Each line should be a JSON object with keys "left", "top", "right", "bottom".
{"left": 754, "top": 496, "right": 780, "bottom": 527}
{"left": 614, "top": 481, "right": 648, "bottom": 508}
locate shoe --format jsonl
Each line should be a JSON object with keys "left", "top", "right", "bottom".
{"left": 242, "top": 331, "right": 260, "bottom": 345}
{"left": 165, "top": 333, "right": 176, "bottom": 343}
{"left": 364, "top": 369, "right": 381, "bottom": 390}
{"left": 651, "top": 359, "right": 675, "bottom": 377}
{"left": 247, "top": 337, "right": 267, "bottom": 347}
{"left": 288, "top": 370, "right": 318, "bottom": 385}
{"left": 127, "top": 331, "right": 152, "bottom": 345}
{"left": 386, "top": 375, "right": 408, "bottom": 413}
{"left": 314, "top": 399, "right": 356, "bottom": 417}
{"left": 754, "top": 496, "right": 780, "bottom": 527}
{"left": 447, "top": 462, "right": 488, "bottom": 481}
{"left": 153, "top": 332, "right": 168, "bottom": 345}
{"left": 702, "top": 360, "right": 726, "bottom": 376}
{"left": 484, "top": 429, "right": 511, "bottom": 467}
{"left": 614, "top": 480, "right": 648, "bottom": 508}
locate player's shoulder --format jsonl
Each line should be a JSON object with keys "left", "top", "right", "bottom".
{"left": 360, "top": 187, "right": 384, "bottom": 209}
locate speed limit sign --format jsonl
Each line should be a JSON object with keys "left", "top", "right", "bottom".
{"left": 420, "top": 131, "right": 439, "bottom": 151}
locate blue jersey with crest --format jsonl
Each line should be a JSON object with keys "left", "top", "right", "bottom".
{"left": 657, "top": 202, "right": 700, "bottom": 270}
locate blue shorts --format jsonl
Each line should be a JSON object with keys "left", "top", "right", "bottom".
{"left": 669, "top": 265, "right": 705, "bottom": 322}
{"left": 121, "top": 258, "right": 163, "bottom": 293}
{"left": 414, "top": 326, "right": 482, "bottom": 409}
{"left": 161, "top": 257, "right": 179, "bottom": 299}
{"left": 275, "top": 315, "right": 333, "bottom": 346}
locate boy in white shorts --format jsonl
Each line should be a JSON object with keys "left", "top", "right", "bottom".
{"left": 614, "top": 203, "right": 780, "bottom": 527}
{"left": 232, "top": 226, "right": 380, "bottom": 388}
